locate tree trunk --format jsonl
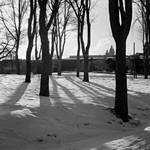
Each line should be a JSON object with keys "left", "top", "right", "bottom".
{"left": 115, "top": 39, "right": 128, "bottom": 122}
{"left": 39, "top": 31, "right": 50, "bottom": 96}
{"left": 144, "top": 1, "right": 150, "bottom": 79}
{"left": 76, "top": 53, "right": 80, "bottom": 77}
{"left": 144, "top": 52, "right": 148, "bottom": 79}
{"left": 57, "top": 57, "right": 62, "bottom": 76}
{"left": 15, "top": 41, "right": 20, "bottom": 75}
{"left": 49, "top": 56, "right": 53, "bottom": 75}
{"left": 40, "top": 53, "right": 50, "bottom": 96}
{"left": 76, "top": 22, "right": 80, "bottom": 77}
{"left": 38, "top": 0, "right": 59, "bottom": 96}
{"left": 35, "top": 29, "right": 38, "bottom": 60}
{"left": 83, "top": 54, "right": 89, "bottom": 82}
{"left": 25, "top": 44, "right": 33, "bottom": 82}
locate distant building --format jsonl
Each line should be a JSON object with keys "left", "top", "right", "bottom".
{"left": 105, "top": 45, "right": 115, "bottom": 57}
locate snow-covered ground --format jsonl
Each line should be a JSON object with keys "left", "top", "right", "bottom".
{"left": 0, "top": 73, "right": 150, "bottom": 150}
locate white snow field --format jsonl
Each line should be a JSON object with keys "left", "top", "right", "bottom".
{"left": 0, "top": 73, "right": 150, "bottom": 150}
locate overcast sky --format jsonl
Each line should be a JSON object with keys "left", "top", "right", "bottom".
{"left": 19, "top": 1, "right": 143, "bottom": 59}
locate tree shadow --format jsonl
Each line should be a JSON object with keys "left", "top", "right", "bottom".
{"left": 89, "top": 80, "right": 115, "bottom": 93}
{"left": 50, "top": 76, "right": 61, "bottom": 99}
{"left": 2, "top": 82, "right": 29, "bottom": 106}
{"left": 38, "top": 76, "right": 64, "bottom": 112}
{"left": 54, "top": 80, "right": 80, "bottom": 105}
{"left": 64, "top": 76, "right": 114, "bottom": 106}
{"left": 65, "top": 76, "right": 107, "bottom": 97}
{"left": 0, "top": 82, "right": 29, "bottom": 117}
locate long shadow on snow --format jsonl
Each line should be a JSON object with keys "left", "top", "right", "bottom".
{"left": 50, "top": 76, "right": 62, "bottom": 100}
{"left": 34, "top": 75, "right": 115, "bottom": 125}
{"left": 55, "top": 80, "right": 81, "bottom": 104}
{"left": 38, "top": 76, "right": 65, "bottom": 114}
{"left": 88, "top": 77, "right": 150, "bottom": 109}
{"left": 89, "top": 80, "right": 115, "bottom": 93}
{"left": 49, "top": 76, "right": 89, "bottom": 106}
{"left": 64, "top": 76, "right": 114, "bottom": 107}
{"left": 2, "top": 82, "right": 29, "bottom": 106}
{"left": 65, "top": 76, "right": 108, "bottom": 97}
{"left": 37, "top": 77, "right": 91, "bottom": 130}
{"left": 0, "top": 82, "right": 29, "bottom": 117}
{"left": 48, "top": 76, "right": 111, "bottom": 125}
{"left": 89, "top": 78, "right": 150, "bottom": 110}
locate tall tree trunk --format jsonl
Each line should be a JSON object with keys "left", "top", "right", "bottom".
{"left": 80, "top": 0, "right": 91, "bottom": 82}
{"left": 49, "top": 56, "right": 53, "bottom": 75}
{"left": 57, "top": 57, "right": 62, "bottom": 76}
{"left": 15, "top": 41, "right": 20, "bottom": 75}
{"left": 109, "top": 0, "right": 132, "bottom": 122}
{"left": 49, "top": 26, "right": 55, "bottom": 76}
{"left": 80, "top": 20, "right": 89, "bottom": 82}
{"left": 76, "top": 49, "right": 80, "bottom": 77}
{"left": 76, "top": 22, "right": 80, "bottom": 77}
{"left": 25, "top": 44, "right": 33, "bottom": 82}
{"left": 35, "top": 27, "right": 38, "bottom": 60}
{"left": 25, "top": 0, "right": 36, "bottom": 82}
{"left": 144, "top": 49, "right": 149, "bottom": 79}
{"left": 38, "top": 0, "right": 59, "bottom": 96}
{"left": 115, "top": 39, "right": 128, "bottom": 122}
{"left": 39, "top": 30, "right": 50, "bottom": 96}
{"left": 83, "top": 54, "right": 89, "bottom": 82}
{"left": 144, "top": 1, "right": 150, "bottom": 79}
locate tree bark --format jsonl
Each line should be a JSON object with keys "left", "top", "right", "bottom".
{"left": 25, "top": 44, "right": 32, "bottom": 82}
{"left": 76, "top": 21, "right": 80, "bottom": 77}
{"left": 144, "top": 1, "right": 150, "bottom": 79}
{"left": 39, "top": 29, "right": 50, "bottom": 96}
{"left": 144, "top": 49, "right": 149, "bottom": 79}
{"left": 83, "top": 54, "right": 89, "bottom": 82}
{"left": 49, "top": 56, "right": 53, "bottom": 76}
{"left": 39, "top": 1, "right": 50, "bottom": 96}
{"left": 81, "top": 0, "right": 91, "bottom": 82}
{"left": 115, "top": 39, "right": 128, "bottom": 122}
{"left": 15, "top": 41, "right": 20, "bottom": 75}
{"left": 76, "top": 50, "right": 80, "bottom": 77}
{"left": 25, "top": 0, "right": 36, "bottom": 82}
{"left": 38, "top": 0, "right": 59, "bottom": 96}
{"left": 57, "top": 57, "right": 62, "bottom": 76}
{"left": 109, "top": 0, "right": 132, "bottom": 122}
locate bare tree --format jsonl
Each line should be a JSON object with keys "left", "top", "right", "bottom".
{"left": 25, "top": 0, "right": 37, "bottom": 83}
{"left": 0, "top": 34, "right": 16, "bottom": 60}
{"left": 38, "top": 0, "right": 59, "bottom": 96}
{"left": 141, "top": 0, "right": 150, "bottom": 79}
{"left": 80, "top": 0, "right": 91, "bottom": 82}
{"left": 0, "top": 2, "right": 15, "bottom": 60}
{"left": 0, "top": 0, "right": 27, "bottom": 74}
{"left": 54, "top": 1, "right": 71, "bottom": 76}
{"left": 68, "top": 0, "right": 91, "bottom": 81}
{"left": 49, "top": 19, "right": 56, "bottom": 75}
{"left": 133, "top": 0, "right": 150, "bottom": 79}
{"left": 109, "top": 0, "right": 132, "bottom": 121}
{"left": 67, "top": 0, "right": 82, "bottom": 77}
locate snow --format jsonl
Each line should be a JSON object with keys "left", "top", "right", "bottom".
{"left": 0, "top": 73, "right": 150, "bottom": 150}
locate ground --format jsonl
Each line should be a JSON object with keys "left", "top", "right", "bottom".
{"left": 0, "top": 72, "right": 150, "bottom": 150}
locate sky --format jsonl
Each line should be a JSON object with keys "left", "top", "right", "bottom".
{"left": 19, "top": 1, "right": 143, "bottom": 59}
{"left": 62, "top": 0, "right": 143, "bottom": 58}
